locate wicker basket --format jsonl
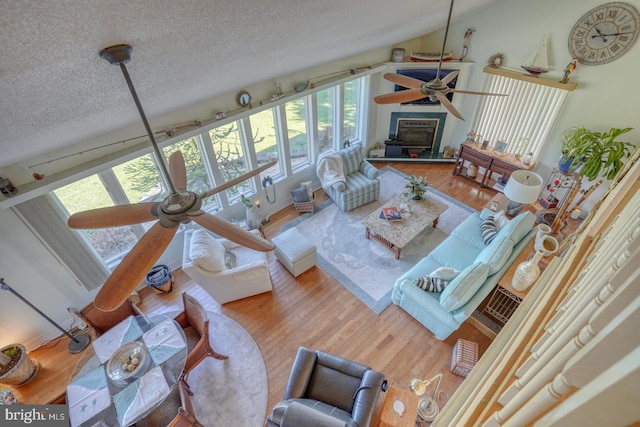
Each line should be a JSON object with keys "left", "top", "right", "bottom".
{"left": 294, "top": 192, "right": 316, "bottom": 214}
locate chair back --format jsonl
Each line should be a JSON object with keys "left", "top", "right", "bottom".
{"left": 182, "top": 292, "right": 209, "bottom": 338}
{"left": 79, "top": 299, "right": 139, "bottom": 336}
{"left": 167, "top": 408, "right": 203, "bottom": 427}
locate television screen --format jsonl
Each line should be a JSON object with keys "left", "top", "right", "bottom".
{"left": 394, "top": 69, "right": 458, "bottom": 105}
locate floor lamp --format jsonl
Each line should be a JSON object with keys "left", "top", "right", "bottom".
{"left": 0, "top": 278, "right": 91, "bottom": 354}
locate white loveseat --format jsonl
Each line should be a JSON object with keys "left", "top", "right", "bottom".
{"left": 182, "top": 228, "right": 273, "bottom": 304}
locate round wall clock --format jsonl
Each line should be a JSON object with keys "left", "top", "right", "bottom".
{"left": 568, "top": 2, "right": 640, "bottom": 65}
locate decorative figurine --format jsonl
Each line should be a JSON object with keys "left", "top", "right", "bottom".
{"left": 560, "top": 58, "right": 578, "bottom": 84}
{"left": 466, "top": 130, "right": 476, "bottom": 143}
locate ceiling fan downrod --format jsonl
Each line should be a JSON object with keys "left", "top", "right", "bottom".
{"left": 99, "top": 44, "right": 178, "bottom": 196}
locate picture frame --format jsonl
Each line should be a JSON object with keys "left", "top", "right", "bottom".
{"left": 481, "top": 140, "right": 490, "bottom": 150}
{"left": 494, "top": 140, "right": 507, "bottom": 154}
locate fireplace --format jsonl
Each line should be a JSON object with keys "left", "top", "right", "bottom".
{"left": 386, "top": 112, "right": 447, "bottom": 158}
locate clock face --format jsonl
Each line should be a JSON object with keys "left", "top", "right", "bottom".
{"left": 568, "top": 2, "right": 640, "bottom": 65}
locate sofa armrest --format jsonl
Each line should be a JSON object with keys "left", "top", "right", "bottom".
{"left": 283, "top": 347, "right": 318, "bottom": 399}
{"left": 351, "top": 369, "right": 385, "bottom": 427}
{"left": 360, "top": 160, "right": 379, "bottom": 180}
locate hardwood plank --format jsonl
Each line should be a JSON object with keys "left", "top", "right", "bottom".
{"left": 18, "top": 163, "right": 495, "bottom": 424}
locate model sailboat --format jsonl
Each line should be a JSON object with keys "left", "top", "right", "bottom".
{"left": 522, "top": 37, "right": 549, "bottom": 77}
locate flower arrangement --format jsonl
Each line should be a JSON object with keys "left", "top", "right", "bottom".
{"left": 240, "top": 194, "right": 254, "bottom": 208}
{"left": 404, "top": 175, "right": 429, "bottom": 200}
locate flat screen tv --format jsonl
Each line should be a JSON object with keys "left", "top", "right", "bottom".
{"left": 394, "top": 69, "right": 458, "bottom": 105}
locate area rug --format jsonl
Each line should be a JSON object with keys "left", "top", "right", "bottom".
{"left": 282, "top": 166, "right": 476, "bottom": 314}
{"left": 139, "top": 311, "right": 268, "bottom": 426}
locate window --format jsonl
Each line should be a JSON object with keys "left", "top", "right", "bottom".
{"left": 53, "top": 175, "right": 138, "bottom": 263}
{"left": 209, "top": 122, "right": 252, "bottom": 201}
{"left": 343, "top": 78, "right": 361, "bottom": 142}
{"left": 249, "top": 108, "right": 282, "bottom": 182}
{"left": 316, "top": 87, "right": 335, "bottom": 153}
{"left": 471, "top": 67, "right": 575, "bottom": 162}
{"left": 285, "top": 98, "right": 310, "bottom": 169}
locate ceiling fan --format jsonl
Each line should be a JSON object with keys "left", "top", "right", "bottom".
{"left": 68, "top": 44, "right": 275, "bottom": 312}
{"left": 373, "top": 0, "right": 507, "bottom": 120}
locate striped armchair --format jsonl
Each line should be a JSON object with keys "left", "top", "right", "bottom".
{"left": 325, "top": 144, "right": 380, "bottom": 212}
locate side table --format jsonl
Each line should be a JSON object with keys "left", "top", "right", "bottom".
{"left": 380, "top": 385, "right": 419, "bottom": 427}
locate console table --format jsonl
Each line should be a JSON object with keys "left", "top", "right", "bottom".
{"left": 453, "top": 142, "right": 533, "bottom": 187}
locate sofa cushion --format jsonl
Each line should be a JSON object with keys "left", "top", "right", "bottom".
{"left": 190, "top": 229, "right": 226, "bottom": 272}
{"left": 430, "top": 235, "right": 483, "bottom": 271}
{"left": 480, "top": 215, "right": 498, "bottom": 245}
{"left": 496, "top": 211, "right": 536, "bottom": 244}
{"left": 439, "top": 262, "right": 490, "bottom": 312}
{"left": 475, "top": 235, "right": 513, "bottom": 275}
{"left": 450, "top": 213, "right": 487, "bottom": 250}
{"left": 339, "top": 144, "right": 363, "bottom": 175}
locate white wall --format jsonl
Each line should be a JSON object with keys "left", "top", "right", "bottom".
{"left": 2, "top": 0, "right": 638, "bottom": 348}
{"left": 420, "top": 0, "right": 639, "bottom": 210}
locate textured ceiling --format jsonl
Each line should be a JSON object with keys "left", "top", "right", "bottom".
{"left": 0, "top": 0, "right": 498, "bottom": 168}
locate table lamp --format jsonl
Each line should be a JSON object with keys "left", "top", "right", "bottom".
{"left": 503, "top": 170, "right": 543, "bottom": 216}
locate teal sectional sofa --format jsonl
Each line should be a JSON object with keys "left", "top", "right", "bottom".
{"left": 391, "top": 209, "right": 536, "bottom": 340}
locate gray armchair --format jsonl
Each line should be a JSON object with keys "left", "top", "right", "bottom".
{"left": 266, "top": 347, "right": 386, "bottom": 427}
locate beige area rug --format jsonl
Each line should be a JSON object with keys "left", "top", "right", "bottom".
{"left": 138, "top": 311, "right": 268, "bottom": 427}
{"left": 282, "top": 166, "right": 476, "bottom": 314}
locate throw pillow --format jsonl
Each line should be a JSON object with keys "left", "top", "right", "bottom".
{"left": 494, "top": 210, "right": 510, "bottom": 230}
{"left": 189, "top": 229, "right": 226, "bottom": 272}
{"left": 414, "top": 276, "right": 450, "bottom": 292}
{"left": 300, "top": 181, "right": 314, "bottom": 200}
{"left": 480, "top": 215, "right": 498, "bottom": 245}
{"left": 291, "top": 185, "right": 311, "bottom": 203}
{"left": 224, "top": 249, "right": 237, "bottom": 269}
{"left": 431, "top": 266, "right": 461, "bottom": 281}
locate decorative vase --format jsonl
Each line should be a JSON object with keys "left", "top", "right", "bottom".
{"left": 246, "top": 206, "right": 261, "bottom": 230}
{"left": 535, "top": 235, "right": 559, "bottom": 257}
{"left": 534, "top": 223, "right": 551, "bottom": 250}
{"left": 467, "top": 163, "right": 479, "bottom": 178}
{"left": 512, "top": 250, "right": 544, "bottom": 291}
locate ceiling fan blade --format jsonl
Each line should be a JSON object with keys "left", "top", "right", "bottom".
{"left": 436, "top": 92, "right": 465, "bottom": 121}
{"left": 382, "top": 72, "right": 424, "bottom": 89}
{"left": 374, "top": 89, "right": 426, "bottom": 104}
{"left": 94, "top": 222, "right": 178, "bottom": 311}
{"left": 441, "top": 70, "right": 459, "bottom": 85}
{"left": 169, "top": 151, "right": 187, "bottom": 191}
{"left": 449, "top": 89, "right": 508, "bottom": 97}
{"left": 201, "top": 160, "right": 277, "bottom": 199}
{"left": 190, "top": 213, "right": 275, "bottom": 252}
{"left": 68, "top": 203, "right": 159, "bottom": 229}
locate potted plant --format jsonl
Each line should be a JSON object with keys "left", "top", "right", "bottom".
{"left": 0, "top": 343, "right": 38, "bottom": 386}
{"left": 560, "top": 126, "right": 634, "bottom": 180}
{"left": 404, "top": 175, "right": 429, "bottom": 200}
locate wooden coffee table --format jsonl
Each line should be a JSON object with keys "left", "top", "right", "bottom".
{"left": 362, "top": 193, "right": 448, "bottom": 259}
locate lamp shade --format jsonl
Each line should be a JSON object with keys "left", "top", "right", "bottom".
{"left": 503, "top": 170, "right": 543, "bottom": 204}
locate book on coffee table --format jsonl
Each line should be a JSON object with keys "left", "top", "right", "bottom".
{"left": 380, "top": 206, "right": 402, "bottom": 221}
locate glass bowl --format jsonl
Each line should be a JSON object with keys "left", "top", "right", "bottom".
{"left": 106, "top": 341, "right": 150, "bottom": 386}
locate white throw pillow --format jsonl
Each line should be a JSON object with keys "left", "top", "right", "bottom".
{"left": 430, "top": 266, "right": 461, "bottom": 281}
{"left": 189, "top": 229, "right": 226, "bottom": 272}
{"left": 494, "top": 210, "right": 510, "bottom": 230}
{"left": 301, "top": 181, "right": 313, "bottom": 200}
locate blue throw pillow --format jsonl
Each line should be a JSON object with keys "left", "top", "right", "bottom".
{"left": 291, "top": 186, "right": 310, "bottom": 203}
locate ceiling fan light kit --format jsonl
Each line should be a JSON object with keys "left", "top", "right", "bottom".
{"left": 373, "top": 0, "right": 507, "bottom": 121}
{"left": 67, "top": 44, "right": 275, "bottom": 311}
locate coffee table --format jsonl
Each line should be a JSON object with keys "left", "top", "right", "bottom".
{"left": 362, "top": 193, "right": 448, "bottom": 259}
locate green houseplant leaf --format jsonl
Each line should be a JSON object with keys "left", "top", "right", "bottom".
{"left": 560, "top": 126, "right": 634, "bottom": 181}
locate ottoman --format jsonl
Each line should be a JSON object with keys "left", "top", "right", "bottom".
{"left": 273, "top": 228, "right": 317, "bottom": 277}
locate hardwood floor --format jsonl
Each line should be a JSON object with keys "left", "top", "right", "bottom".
{"left": 137, "top": 162, "right": 498, "bottom": 423}
{"left": 20, "top": 162, "right": 499, "bottom": 424}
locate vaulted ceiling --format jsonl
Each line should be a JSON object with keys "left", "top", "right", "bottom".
{"left": 0, "top": 0, "right": 500, "bottom": 168}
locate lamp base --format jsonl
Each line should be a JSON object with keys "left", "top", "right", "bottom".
{"left": 506, "top": 200, "right": 524, "bottom": 217}
{"left": 68, "top": 332, "right": 91, "bottom": 353}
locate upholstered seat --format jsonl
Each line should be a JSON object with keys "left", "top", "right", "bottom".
{"left": 266, "top": 347, "right": 386, "bottom": 427}
{"left": 317, "top": 144, "right": 380, "bottom": 212}
{"left": 182, "top": 227, "right": 273, "bottom": 304}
